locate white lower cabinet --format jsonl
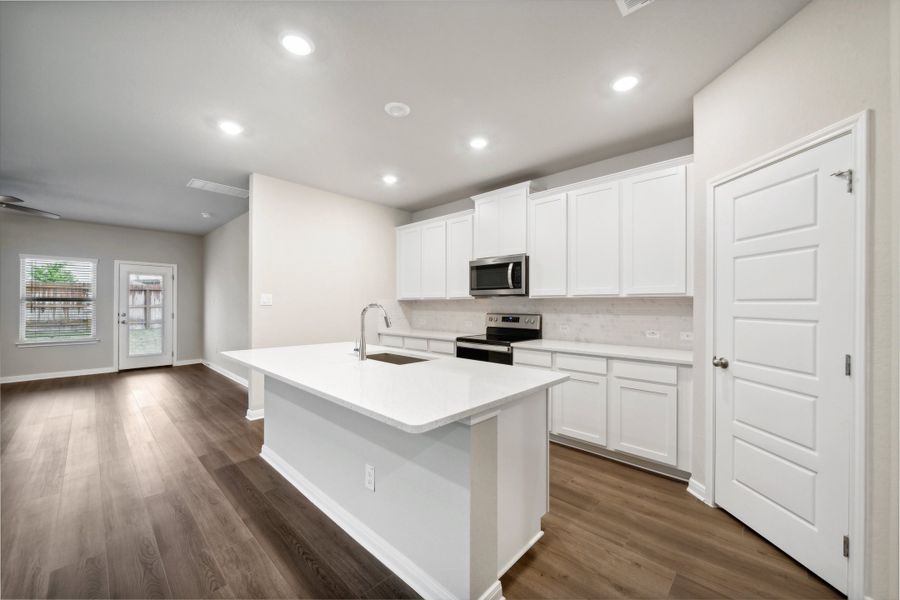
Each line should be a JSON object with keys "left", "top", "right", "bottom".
{"left": 551, "top": 373, "right": 607, "bottom": 446}
{"left": 378, "top": 334, "right": 455, "bottom": 356}
{"left": 608, "top": 360, "right": 678, "bottom": 466}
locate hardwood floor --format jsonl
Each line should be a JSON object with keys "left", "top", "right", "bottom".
{"left": 1, "top": 366, "right": 841, "bottom": 599}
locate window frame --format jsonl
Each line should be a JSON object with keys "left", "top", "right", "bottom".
{"left": 17, "top": 254, "right": 100, "bottom": 347}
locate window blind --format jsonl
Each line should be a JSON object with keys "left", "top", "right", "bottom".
{"left": 20, "top": 255, "right": 97, "bottom": 342}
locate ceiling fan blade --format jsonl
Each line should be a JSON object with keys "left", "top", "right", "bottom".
{"left": 0, "top": 202, "right": 61, "bottom": 219}
{"left": 0, "top": 195, "right": 24, "bottom": 203}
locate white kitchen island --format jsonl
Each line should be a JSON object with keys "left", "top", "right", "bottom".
{"left": 223, "top": 342, "right": 567, "bottom": 600}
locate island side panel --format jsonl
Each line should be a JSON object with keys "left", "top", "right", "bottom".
{"left": 496, "top": 390, "right": 549, "bottom": 576}
{"left": 260, "top": 376, "right": 497, "bottom": 600}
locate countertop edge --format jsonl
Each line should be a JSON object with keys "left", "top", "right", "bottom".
{"left": 510, "top": 340, "right": 694, "bottom": 365}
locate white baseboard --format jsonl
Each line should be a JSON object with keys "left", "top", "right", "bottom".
{"left": 687, "top": 477, "right": 714, "bottom": 506}
{"left": 202, "top": 360, "right": 249, "bottom": 387}
{"left": 478, "top": 580, "right": 503, "bottom": 600}
{"left": 498, "top": 530, "right": 542, "bottom": 578}
{"left": 260, "top": 445, "right": 460, "bottom": 600}
{"left": 245, "top": 408, "right": 264, "bottom": 421}
{"left": 174, "top": 358, "right": 202, "bottom": 366}
{"left": 0, "top": 366, "right": 115, "bottom": 384}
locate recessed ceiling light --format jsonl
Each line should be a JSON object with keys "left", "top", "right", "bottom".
{"left": 200, "top": 211, "right": 211, "bottom": 219}
{"left": 611, "top": 75, "right": 640, "bottom": 92}
{"left": 218, "top": 120, "right": 244, "bottom": 135}
{"left": 384, "top": 102, "right": 411, "bottom": 118}
{"left": 382, "top": 174, "right": 398, "bottom": 185}
{"left": 469, "top": 136, "right": 489, "bottom": 150}
{"left": 281, "top": 34, "right": 315, "bottom": 56}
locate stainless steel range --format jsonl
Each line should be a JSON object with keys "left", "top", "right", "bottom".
{"left": 455, "top": 313, "right": 541, "bottom": 365}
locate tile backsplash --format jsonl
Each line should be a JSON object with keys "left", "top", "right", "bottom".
{"left": 379, "top": 297, "right": 694, "bottom": 350}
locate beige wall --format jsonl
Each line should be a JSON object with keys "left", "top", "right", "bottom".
{"left": 203, "top": 212, "right": 249, "bottom": 381}
{"left": 249, "top": 173, "right": 410, "bottom": 348}
{"left": 692, "top": 0, "right": 897, "bottom": 596}
{"left": 0, "top": 213, "right": 203, "bottom": 378}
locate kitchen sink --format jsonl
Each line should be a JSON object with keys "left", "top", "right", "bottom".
{"left": 366, "top": 352, "right": 429, "bottom": 365}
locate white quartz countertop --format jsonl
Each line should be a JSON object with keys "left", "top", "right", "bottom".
{"left": 377, "top": 328, "right": 470, "bottom": 341}
{"left": 512, "top": 339, "right": 694, "bottom": 365}
{"left": 223, "top": 342, "right": 567, "bottom": 434}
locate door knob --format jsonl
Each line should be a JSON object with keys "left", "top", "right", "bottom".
{"left": 712, "top": 356, "right": 729, "bottom": 369}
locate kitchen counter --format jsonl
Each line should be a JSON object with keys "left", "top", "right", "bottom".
{"left": 513, "top": 339, "right": 693, "bottom": 365}
{"left": 222, "top": 341, "right": 567, "bottom": 599}
{"left": 224, "top": 342, "right": 565, "bottom": 433}
{"left": 377, "top": 327, "right": 472, "bottom": 341}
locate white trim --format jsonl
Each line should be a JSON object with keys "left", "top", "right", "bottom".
{"left": 704, "top": 111, "right": 869, "bottom": 599}
{"left": 471, "top": 180, "right": 532, "bottom": 201}
{"left": 173, "top": 358, "right": 202, "bottom": 367}
{"left": 113, "top": 260, "right": 178, "bottom": 371}
{"left": 686, "top": 478, "right": 710, "bottom": 505}
{"left": 245, "top": 408, "right": 264, "bottom": 421}
{"left": 477, "top": 580, "right": 503, "bottom": 600}
{"left": 0, "top": 366, "right": 115, "bottom": 384}
{"left": 397, "top": 208, "right": 473, "bottom": 230}
{"left": 16, "top": 338, "right": 100, "bottom": 348}
{"left": 202, "top": 360, "right": 249, "bottom": 387}
{"left": 260, "top": 444, "right": 459, "bottom": 600}
{"left": 528, "top": 154, "right": 694, "bottom": 200}
{"left": 497, "top": 530, "right": 543, "bottom": 577}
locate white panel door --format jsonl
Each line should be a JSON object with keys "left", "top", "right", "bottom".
{"left": 396, "top": 225, "right": 422, "bottom": 299}
{"left": 713, "top": 133, "right": 854, "bottom": 593}
{"left": 551, "top": 372, "right": 607, "bottom": 446}
{"left": 496, "top": 189, "right": 527, "bottom": 256}
{"left": 608, "top": 376, "right": 677, "bottom": 465}
{"left": 622, "top": 166, "right": 687, "bottom": 294}
{"left": 527, "top": 193, "right": 567, "bottom": 297}
{"left": 473, "top": 197, "right": 500, "bottom": 259}
{"left": 567, "top": 182, "right": 620, "bottom": 296}
{"left": 117, "top": 262, "right": 174, "bottom": 370}
{"left": 420, "top": 220, "right": 447, "bottom": 298}
{"left": 446, "top": 213, "right": 473, "bottom": 298}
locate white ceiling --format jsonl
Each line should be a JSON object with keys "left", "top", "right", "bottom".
{"left": 0, "top": 1, "right": 807, "bottom": 235}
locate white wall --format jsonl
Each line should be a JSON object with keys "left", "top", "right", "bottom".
{"left": 692, "top": 1, "right": 898, "bottom": 596}
{"left": 411, "top": 137, "right": 693, "bottom": 222}
{"left": 203, "top": 212, "right": 249, "bottom": 382}
{"left": 0, "top": 213, "right": 203, "bottom": 379}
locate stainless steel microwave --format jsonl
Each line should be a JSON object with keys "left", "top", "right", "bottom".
{"left": 469, "top": 254, "right": 528, "bottom": 296}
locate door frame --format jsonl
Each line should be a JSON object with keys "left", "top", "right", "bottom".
{"left": 112, "top": 260, "right": 178, "bottom": 371}
{"left": 702, "top": 111, "right": 869, "bottom": 598}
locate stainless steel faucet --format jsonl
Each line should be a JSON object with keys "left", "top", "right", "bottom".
{"left": 359, "top": 303, "right": 392, "bottom": 360}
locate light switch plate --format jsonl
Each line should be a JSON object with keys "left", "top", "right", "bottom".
{"left": 260, "top": 293, "right": 273, "bottom": 306}
{"left": 365, "top": 464, "right": 375, "bottom": 492}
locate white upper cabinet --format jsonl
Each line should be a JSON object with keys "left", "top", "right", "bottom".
{"left": 420, "top": 220, "right": 447, "bottom": 298}
{"left": 622, "top": 165, "right": 687, "bottom": 295}
{"left": 527, "top": 193, "right": 567, "bottom": 297}
{"left": 396, "top": 225, "right": 422, "bottom": 300}
{"left": 568, "top": 182, "right": 620, "bottom": 296}
{"left": 473, "top": 182, "right": 530, "bottom": 258}
{"left": 446, "top": 213, "right": 473, "bottom": 299}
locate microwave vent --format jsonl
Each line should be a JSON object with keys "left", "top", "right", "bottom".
{"left": 186, "top": 178, "right": 249, "bottom": 198}
{"left": 616, "top": 0, "right": 656, "bottom": 16}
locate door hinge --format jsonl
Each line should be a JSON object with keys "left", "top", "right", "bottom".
{"left": 845, "top": 354, "right": 852, "bottom": 376}
{"left": 843, "top": 535, "right": 850, "bottom": 558}
{"left": 830, "top": 169, "right": 853, "bottom": 193}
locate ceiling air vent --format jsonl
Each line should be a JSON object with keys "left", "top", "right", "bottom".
{"left": 616, "top": 0, "right": 656, "bottom": 16}
{"left": 186, "top": 178, "right": 249, "bottom": 198}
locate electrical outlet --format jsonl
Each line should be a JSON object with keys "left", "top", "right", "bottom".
{"left": 644, "top": 329, "right": 660, "bottom": 339}
{"left": 364, "top": 464, "right": 375, "bottom": 492}
{"left": 558, "top": 324, "right": 570, "bottom": 334}
{"left": 260, "top": 293, "right": 273, "bottom": 306}
{"left": 680, "top": 331, "right": 694, "bottom": 341}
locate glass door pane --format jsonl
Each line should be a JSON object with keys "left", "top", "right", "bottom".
{"left": 127, "top": 273, "right": 164, "bottom": 356}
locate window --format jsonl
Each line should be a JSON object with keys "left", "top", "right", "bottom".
{"left": 19, "top": 255, "right": 98, "bottom": 344}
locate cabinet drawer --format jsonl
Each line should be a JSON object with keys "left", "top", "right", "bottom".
{"left": 403, "top": 337, "right": 428, "bottom": 351}
{"left": 513, "top": 349, "right": 552, "bottom": 368}
{"left": 610, "top": 360, "right": 677, "bottom": 385}
{"left": 428, "top": 339, "right": 455, "bottom": 355}
{"left": 556, "top": 353, "right": 607, "bottom": 375}
{"left": 380, "top": 335, "right": 403, "bottom": 348}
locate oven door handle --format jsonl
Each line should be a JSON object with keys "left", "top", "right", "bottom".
{"left": 507, "top": 262, "right": 514, "bottom": 289}
{"left": 456, "top": 341, "right": 512, "bottom": 353}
